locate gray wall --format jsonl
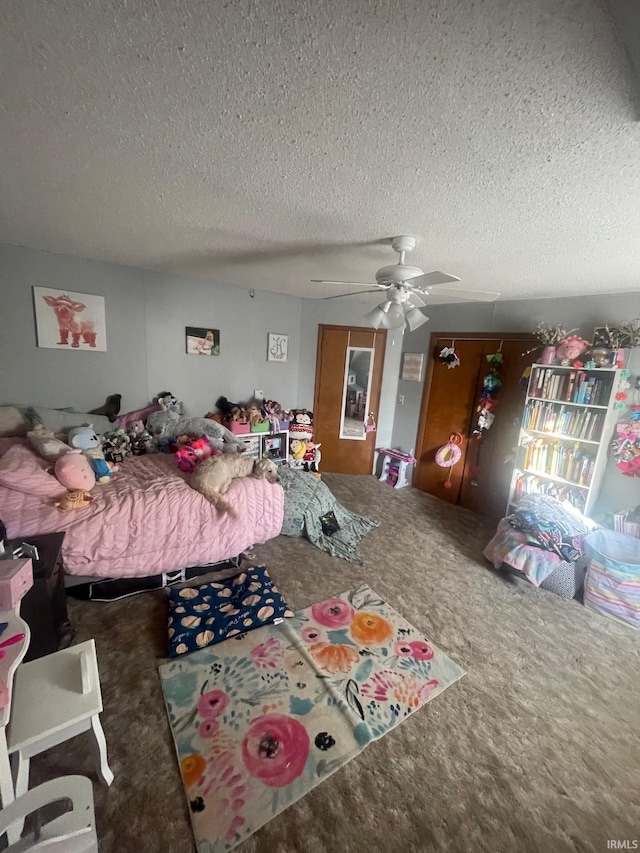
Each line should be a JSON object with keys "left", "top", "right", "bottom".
{"left": 0, "top": 245, "right": 149, "bottom": 413}
{"left": 298, "top": 299, "right": 402, "bottom": 451}
{"left": 0, "top": 245, "right": 400, "bottom": 452}
{"left": 389, "top": 293, "right": 640, "bottom": 518}
{"left": 391, "top": 294, "right": 640, "bottom": 455}
{"left": 5, "top": 241, "right": 638, "bottom": 501}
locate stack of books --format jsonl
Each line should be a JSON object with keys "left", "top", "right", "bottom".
{"left": 529, "top": 368, "right": 614, "bottom": 405}
{"left": 522, "top": 401, "right": 604, "bottom": 441}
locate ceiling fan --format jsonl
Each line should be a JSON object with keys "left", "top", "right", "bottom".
{"left": 311, "top": 235, "right": 500, "bottom": 332}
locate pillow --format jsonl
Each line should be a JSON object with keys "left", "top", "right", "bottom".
{"left": 0, "top": 407, "right": 28, "bottom": 437}
{"left": 27, "top": 406, "right": 112, "bottom": 436}
{"left": 167, "top": 566, "right": 294, "bottom": 657}
{"left": 0, "top": 445, "right": 67, "bottom": 499}
{"left": 116, "top": 403, "right": 161, "bottom": 431}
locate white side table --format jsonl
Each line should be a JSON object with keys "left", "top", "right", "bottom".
{"left": 7, "top": 639, "right": 113, "bottom": 802}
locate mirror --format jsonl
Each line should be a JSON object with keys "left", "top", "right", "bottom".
{"left": 339, "top": 346, "right": 374, "bottom": 440}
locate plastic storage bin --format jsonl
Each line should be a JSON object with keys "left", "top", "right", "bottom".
{"left": 222, "top": 420, "right": 250, "bottom": 435}
{"left": 583, "top": 528, "right": 640, "bottom": 629}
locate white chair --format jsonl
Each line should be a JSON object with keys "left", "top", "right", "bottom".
{"left": 0, "top": 775, "right": 97, "bottom": 852}
{"left": 7, "top": 639, "right": 114, "bottom": 800}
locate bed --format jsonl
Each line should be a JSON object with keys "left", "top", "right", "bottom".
{"left": 0, "top": 443, "right": 284, "bottom": 580}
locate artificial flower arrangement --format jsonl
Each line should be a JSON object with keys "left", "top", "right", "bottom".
{"left": 524, "top": 323, "right": 579, "bottom": 360}
{"left": 534, "top": 322, "right": 579, "bottom": 347}
{"left": 601, "top": 321, "right": 640, "bottom": 350}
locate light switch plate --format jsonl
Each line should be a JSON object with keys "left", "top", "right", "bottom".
{"left": 254, "top": 389, "right": 264, "bottom": 400}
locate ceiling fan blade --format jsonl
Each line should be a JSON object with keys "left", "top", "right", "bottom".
{"left": 421, "top": 286, "right": 501, "bottom": 302}
{"left": 311, "top": 280, "right": 383, "bottom": 287}
{"left": 409, "top": 271, "right": 462, "bottom": 288}
{"left": 322, "top": 289, "right": 387, "bottom": 300}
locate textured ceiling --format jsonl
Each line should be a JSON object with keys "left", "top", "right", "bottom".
{"left": 1, "top": 0, "right": 640, "bottom": 303}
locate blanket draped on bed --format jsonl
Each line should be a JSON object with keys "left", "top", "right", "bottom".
{"left": 279, "top": 469, "right": 378, "bottom": 564}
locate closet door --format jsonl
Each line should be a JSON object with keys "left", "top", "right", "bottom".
{"left": 457, "top": 338, "right": 532, "bottom": 518}
{"left": 414, "top": 338, "right": 487, "bottom": 504}
{"left": 415, "top": 334, "right": 534, "bottom": 517}
{"left": 313, "top": 325, "right": 387, "bottom": 474}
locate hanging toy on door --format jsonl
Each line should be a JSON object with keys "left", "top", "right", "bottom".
{"left": 365, "top": 412, "right": 377, "bottom": 433}
{"left": 473, "top": 352, "right": 503, "bottom": 439}
{"left": 435, "top": 433, "right": 463, "bottom": 489}
{"left": 438, "top": 346, "right": 461, "bottom": 370}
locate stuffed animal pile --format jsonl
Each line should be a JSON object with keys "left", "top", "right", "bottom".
{"left": 148, "top": 393, "right": 244, "bottom": 453}
{"left": 214, "top": 396, "right": 291, "bottom": 431}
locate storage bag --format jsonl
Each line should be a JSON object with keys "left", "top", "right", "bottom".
{"left": 583, "top": 528, "right": 640, "bottom": 629}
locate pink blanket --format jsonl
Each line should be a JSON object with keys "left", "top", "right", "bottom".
{"left": 0, "top": 449, "right": 284, "bottom": 578}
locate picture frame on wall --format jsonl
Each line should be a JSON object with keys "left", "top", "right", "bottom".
{"left": 401, "top": 352, "right": 424, "bottom": 382}
{"left": 185, "top": 326, "right": 220, "bottom": 356}
{"left": 267, "top": 333, "right": 288, "bottom": 362}
{"left": 33, "top": 286, "right": 107, "bottom": 351}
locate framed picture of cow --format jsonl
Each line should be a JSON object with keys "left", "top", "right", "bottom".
{"left": 32, "top": 287, "right": 107, "bottom": 351}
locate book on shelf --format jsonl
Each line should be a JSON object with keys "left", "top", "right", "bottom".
{"left": 565, "top": 371, "right": 576, "bottom": 401}
{"left": 583, "top": 376, "right": 597, "bottom": 405}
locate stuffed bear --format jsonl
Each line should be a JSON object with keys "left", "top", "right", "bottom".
{"left": 147, "top": 395, "right": 182, "bottom": 438}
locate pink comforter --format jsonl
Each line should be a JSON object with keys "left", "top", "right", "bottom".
{"left": 0, "top": 450, "right": 284, "bottom": 578}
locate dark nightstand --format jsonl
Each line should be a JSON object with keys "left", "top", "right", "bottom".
{"left": 6, "top": 532, "right": 74, "bottom": 661}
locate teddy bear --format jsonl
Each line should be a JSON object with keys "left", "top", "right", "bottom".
{"left": 147, "top": 394, "right": 182, "bottom": 438}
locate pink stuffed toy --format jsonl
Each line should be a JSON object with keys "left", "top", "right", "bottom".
{"left": 54, "top": 450, "right": 95, "bottom": 491}
{"left": 175, "top": 435, "right": 216, "bottom": 473}
{"left": 556, "top": 336, "right": 589, "bottom": 364}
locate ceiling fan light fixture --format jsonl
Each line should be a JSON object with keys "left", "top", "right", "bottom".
{"left": 365, "top": 305, "right": 391, "bottom": 329}
{"left": 385, "top": 302, "right": 406, "bottom": 328}
{"left": 405, "top": 305, "right": 429, "bottom": 331}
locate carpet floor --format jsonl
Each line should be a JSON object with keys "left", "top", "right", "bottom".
{"left": 27, "top": 475, "right": 640, "bottom": 853}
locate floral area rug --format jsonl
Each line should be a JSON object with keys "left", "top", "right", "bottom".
{"left": 158, "top": 585, "right": 465, "bottom": 853}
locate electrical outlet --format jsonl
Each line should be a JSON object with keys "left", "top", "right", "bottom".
{"left": 254, "top": 389, "right": 264, "bottom": 400}
{"left": 397, "top": 395, "right": 405, "bottom": 405}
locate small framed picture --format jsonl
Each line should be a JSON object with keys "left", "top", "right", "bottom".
{"left": 401, "top": 352, "right": 424, "bottom": 382}
{"left": 267, "top": 333, "right": 288, "bottom": 362}
{"left": 186, "top": 326, "right": 220, "bottom": 356}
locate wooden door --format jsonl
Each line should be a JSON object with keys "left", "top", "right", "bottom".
{"left": 415, "top": 333, "right": 535, "bottom": 517}
{"left": 313, "top": 325, "right": 387, "bottom": 474}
